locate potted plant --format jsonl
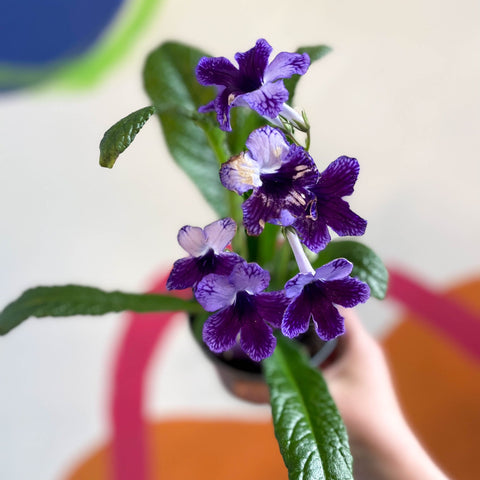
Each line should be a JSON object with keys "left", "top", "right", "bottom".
{"left": 0, "top": 38, "right": 388, "bottom": 480}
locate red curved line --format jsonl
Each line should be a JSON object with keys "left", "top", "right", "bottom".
{"left": 110, "top": 274, "right": 189, "bottom": 480}
{"left": 387, "top": 267, "right": 480, "bottom": 362}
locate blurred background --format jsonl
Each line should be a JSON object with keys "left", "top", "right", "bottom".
{"left": 1, "top": 0, "right": 479, "bottom": 479}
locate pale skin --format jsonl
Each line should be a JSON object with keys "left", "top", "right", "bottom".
{"left": 322, "top": 308, "right": 451, "bottom": 480}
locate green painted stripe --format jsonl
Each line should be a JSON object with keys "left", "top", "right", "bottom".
{"left": 0, "top": 0, "right": 163, "bottom": 90}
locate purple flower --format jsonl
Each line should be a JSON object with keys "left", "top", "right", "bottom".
{"left": 196, "top": 39, "right": 310, "bottom": 131}
{"left": 282, "top": 258, "right": 370, "bottom": 341}
{"left": 196, "top": 262, "right": 289, "bottom": 361}
{"left": 167, "top": 218, "right": 243, "bottom": 290}
{"left": 220, "top": 126, "right": 319, "bottom": 236}
{"left": 294, "top": 156, "right": 367, "bottom": 253}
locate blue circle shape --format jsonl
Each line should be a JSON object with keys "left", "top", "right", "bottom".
{"left": 0, "top": 0, "right": 125, "bottom": 65}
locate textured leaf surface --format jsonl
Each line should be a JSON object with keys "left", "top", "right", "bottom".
{"left": 263, "top": 336, "right": 353, "bottom": 480}
{"left": 313, "top": 240, "right": 388, "bottom": 299}
{"left": 285, "top": 45, "right": 331, "bottom": 104}
{"left": 0, "top": 285, "right": 201, "bottom": 335}
{"left": 143, "top": 41, "right": 230, "bottom": 216}
{"left": 99, "top": 106, "right": 156, "bottom": 168}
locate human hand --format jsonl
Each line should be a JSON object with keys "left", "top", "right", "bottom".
{"left": 323, "top": 308, "right": 450, "bottom": 480}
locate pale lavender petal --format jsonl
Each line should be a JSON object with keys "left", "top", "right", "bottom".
{"left": 264, "top": 51, "right": 310, "bottom": 83}
{"left": 204, "top": 218, "right": 237, "bottom": 252}
{"left": 281, "top": 292, "right": 312, "bottom": 338}
{"left": 195, "top": 273, "right": 236, "bottom": 311}
{"left": 177, "top": 225, "right": 207, "bottom": 256}
{"left": 284, "top": 272, "right": 315, "bottom": 298}
{"left": 166, "top": 257, "right": 201, "bottom": 290}
{"left": 239, "top": 316, "right": 276, "bottom": 361}
{"left": 324, "top": 277, "right": 370, "bottom": 308}
{"left": 202, "top": 306, "right": 241, "bottom": 353}
{"left": 219, "top": 152, "right": 261, "bottom": 194}
{"left": 195, "top": 56, "right": 239, "bottom": 86}
{"left": 319, "top": 197, "right": 367, "bottom": 237}
{"left": 277, "top": 209, "right": 296, "bottom": 226}
{"left": 311, "top": 299, "right": 345, "bottom": 341}
{"left": 254, "top": 291, "right": 290, "bottom": 327}
{"left": 242, "top": 81, "right": 289, "bottom": 118}
{"left": 234, "top": 38, "right": 272, "bottom": 79}
{"left": 245, "top": 126, "right": 289, "bottom": 171}
{"left": 229, "top": 262, "right": 270, "bottom": 294}
{"left": 316, "top": 156, "right": 360, "bottom": 197}
{"left": 314, "top": 258, "right": 353, "bottom": 282}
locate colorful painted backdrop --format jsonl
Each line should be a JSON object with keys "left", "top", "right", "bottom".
{"left": 1, "top": 0, "right": 479, "bottom": 479}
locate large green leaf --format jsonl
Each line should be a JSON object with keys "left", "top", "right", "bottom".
{"left": 0, "top": 285, "right": 202, "bottom": 335}
{"left": 143, "top": 41, "right": 230, "bottom": 216}
{"left": 263, "top": 335, "right": 353, "bottom": 480}
{"left": 285, "top": 45, "right": 332, "bottom": 105}
{"left": 99, "top": 106, "right": 156, "bottom": 168}
{"left": 313, "top": 240, "right": 388, "bottom": 299}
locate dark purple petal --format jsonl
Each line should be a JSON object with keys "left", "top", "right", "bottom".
{"left": 214, "top": 252, "right": 244, "bottom": 276}
{"left": 293, "top": 215, "right": 331, "bottom": 253}
{"left": 315, "top": 156, "right": 360, "bottom": 197}
{"left": 202, "top": 306, "right": 241, "bottom": 353}
{"left": 242, "top": 190, "right": 272, "bottom": 236}
{"left": 310, "top": 298, "right": 345, "bottom": 341}
{"left": 242, "top": 81, "right": 289, "bottom": 118}
{"left": 317, "top": 197, "right": 367, "bottom": 237}
{"left": 324, "top": 277, "right": 370, "bottom": 308}
{"left": 229, "top": 262, "right": 270, "bottom": 294}
{"left": 166, "top": 257, "right": 202, "bottom": 290}
{"left": 279, "top": 145, "right": 320, "bottom": 189}
{"left": 242, "top": 144, "right": 319, "bottom": 235}
{"left": 314, "top": 258, "right": 353, "bottom": 282}
{"left": 254, "top": 291, "right": 290, "bottom": 327}
{"left": 234, "top": 38, "right": 272, "bottom": 84}
{"left": 239, "top": 315, "right": 276, "bottom": 361}
{"left": 195, "top": 56, "right": 239, "bottom": 87}
{"left": 214, "top": 88, "right": 234, "bottom": 131}
{"left": 195, "top": 273, "right": 237, "bottom": 311}
{"left": 281, "top": 291, "right": 312, "bottom": 338}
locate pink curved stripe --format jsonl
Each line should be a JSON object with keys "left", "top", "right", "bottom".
{"left": 387, "top": 267, "right": 480, "bottom": 362}
{"left": 110, "top": 274, "right": 188, "bottom": 480}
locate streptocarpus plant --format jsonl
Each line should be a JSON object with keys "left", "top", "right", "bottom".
{"left": 0, "top": 38, "right": 388, "bottom": 480}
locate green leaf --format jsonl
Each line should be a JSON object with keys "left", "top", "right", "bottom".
{"left": 285, "top": 45, "right": 332, "bottom": 105}
{"left": 99, "top": 106, "right": 156, "bottom": 168}
{"left": 143, "top": 41, "right": 230, "bottom": 216}
{"left": 0, "top": 285, "right": 202, "bottom": 335}
{"left": 312, "top": 240, "right": 388, "bottom": 299}
{"left": 263, "top": 335, "right": 353, "bottom": 480}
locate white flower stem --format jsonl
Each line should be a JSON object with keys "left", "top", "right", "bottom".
{"left": 286, "top": 230, "right": 315, "bottom": 275}
{"left": 279, "top": 104, "right": 307, "bottom": 129}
